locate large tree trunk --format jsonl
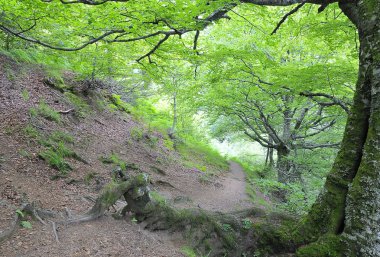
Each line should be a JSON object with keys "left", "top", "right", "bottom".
{"left": 297, "top": 3, "right": 380, "bottom": 256}
{"left": 277, "top": 97, "right": 300, "bottom": 184}
{"left": 341, "top": 2, "right": 380, "bottom": 255}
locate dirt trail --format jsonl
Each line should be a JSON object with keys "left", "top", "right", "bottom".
{"left": 171, "top": 161, "right": 254, "bottom": 212}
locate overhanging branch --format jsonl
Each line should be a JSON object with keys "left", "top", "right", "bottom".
{"left": 271, "top": 2, "right": 306, "bottom": 35}
{"left": 0, "top": 25, "right": 124, "bottom": 51}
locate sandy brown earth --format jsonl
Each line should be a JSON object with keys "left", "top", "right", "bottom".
{"left": 168, "top": 161, "right": 254, "bottom": 212}
{"left": 0, "top": 55, "right": 260, "bottom": 257}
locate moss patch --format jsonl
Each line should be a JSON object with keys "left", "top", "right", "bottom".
{"left": 296, "top": 234, "right": 342, "bottom": 257}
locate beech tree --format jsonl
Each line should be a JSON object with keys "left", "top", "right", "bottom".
{"left": 202, "top": 78, "right": 343, "bottom": 184}
{"left": 0, "top": 0, "right": 379, "bottom": 255}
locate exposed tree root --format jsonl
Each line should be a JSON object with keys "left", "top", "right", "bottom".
{"left": 0, "top": 211, "right": 20, "bottom": 244}
{"left": 62, "top": 173, "right": 151, "bottom": 224}
{"left": 0, "top": 202, "right": 58, "bottom": 244}
{"left": 135, "top": 202, "right": 296, "bottom": 256}
{"left": 67, "top": 173, "right": 297, "bottom": 256}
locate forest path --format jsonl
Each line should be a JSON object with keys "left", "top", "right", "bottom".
{"left": 193, "top": 161, "right": 253, "bottom": 212}
{"left": 170, "top": 161, "right": 255, "bottom": 212}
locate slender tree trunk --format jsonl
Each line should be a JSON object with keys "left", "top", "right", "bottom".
{"left": 276, "top": 145, "right": 292, "bottom": 184}
{"left": 297, "top": 3, "right": 380, "bottom": 256}
{"left": 265, "top": 137, "right": 274, "bottom": 167}
{"left": 168, "top": 92, "right": 177, "bottom": 139}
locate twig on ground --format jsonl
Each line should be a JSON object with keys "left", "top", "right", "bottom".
{"left": 58, "top": 108, "right": 75, "bottom": 114}
{"left": 50, "top": 220, "right": 59, "bottom": 243}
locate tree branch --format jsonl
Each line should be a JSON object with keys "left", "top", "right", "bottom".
{"left": 294, "top": 119, "right": 336, "bottom": 139}
{"left": 244, "top": 130, "right": 272, "bottom": 148}
{"left": 300, "top": 91, "right": 351, "bottom": 114}
{"left": 271, "top": 2, "right": 306, "bottom": 35}
{"left": 136, "top": 34, "right": 171, "bottom": 63}
{"left": 297, "top": 142, "right": 340, "bottom": 149}
{"left": 0, "top": 25, "right": 125, "bottom": 51}
{"left": 193, "top": 30, "right": 200, "bottom": 52}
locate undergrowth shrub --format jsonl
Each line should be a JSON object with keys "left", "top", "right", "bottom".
{"left": 39, "top": 149, "right": 72, "bottom": 173}
{"left": 30, "top": 130, "right": 79, "bottom": 174}
{"left": 64, "top": 92, "right": 91, "bottom": 117}
{"left": 130, "top": 127, "right": 144, "bottom": 141}
{"left": 235, "top": 156, "right": 324, "bottom": 215}
{"left": 23, "top": 125, "right": 39, "bottom": 139}
{"left": 39, "top": 133, "right": 76, "bottom": 174}
{"left": 30, "top": 101, "right": 61, "bottom": 122}
{"left": 21, "top": 89, "right": 30, "bottom": 101}
{"left": 109, "top": 94, "right": 132, "bottom": 113}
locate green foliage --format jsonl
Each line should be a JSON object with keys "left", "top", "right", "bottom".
{"left": 130, "top": 99, "right": 172, "bottom": 133}
{"left": 130, "top": 127, "right": 144, "bottom": 141}
{"left": 109, "top": 94, "right": 132, "bottom": 113}
{"left": 39, "top": 148, "right": 73, "bottom": 173}
{"left": 241, "top": 218, "right": 253, "bottom": 230}
{"left": 162, "top": 138, "right": 175, "bottom": 151}
{"left": 100, "top": 154, "right": 126, "bottom": 171}
{"left": 64, "top": 92, "right": 91, "bottom": 117}
{"left": 150, "top": 191, "right": 166, "bottom": 204}
{"left": 20, "top": 221, "right": 32, "bottom": 229}
{"left": 177, "top": 140, "right": 229, "bottom": 176}
{"left": 181, "top": 246, "right": 198, "bottom": 257}
{"left": 181, "top": 246, "right": 212, "bottom": 257}
{"left": 16, "top": 210, "right": 32, "bottom": 229}
{"left": 221, "top": 223, "right": 232, "bottom": 232}
{"left": 100, "top": 153, "right": 138, "bottom": 172}
{"left": 30, "top": 101, "right": 61, "bottom": 122}
{"left": 23, "top": 125, "right": 39, "bottom": 139}
{"left": 21, "top": 89, "right": 30, "bottom": 101}
{"left": 49, "top": 131, "right": 74, "bottom": 143}
{"left": 232, "top": 146, "right": 338, "bottom": 214}
{"left": 16, "top": 209, "right": 25, "bottom": 218}
{"left": 38, "top": 130, "right": 77, "bottom": 174}
{"left": 45, "top": 69, "right": 65, "bottom": 85}
{"left": 0, "top": 49, "right": 35, "bottom": 64}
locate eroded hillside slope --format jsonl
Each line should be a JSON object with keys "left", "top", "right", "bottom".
{"left": 0, "top": 55, "right": 254, "bottom": 256}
